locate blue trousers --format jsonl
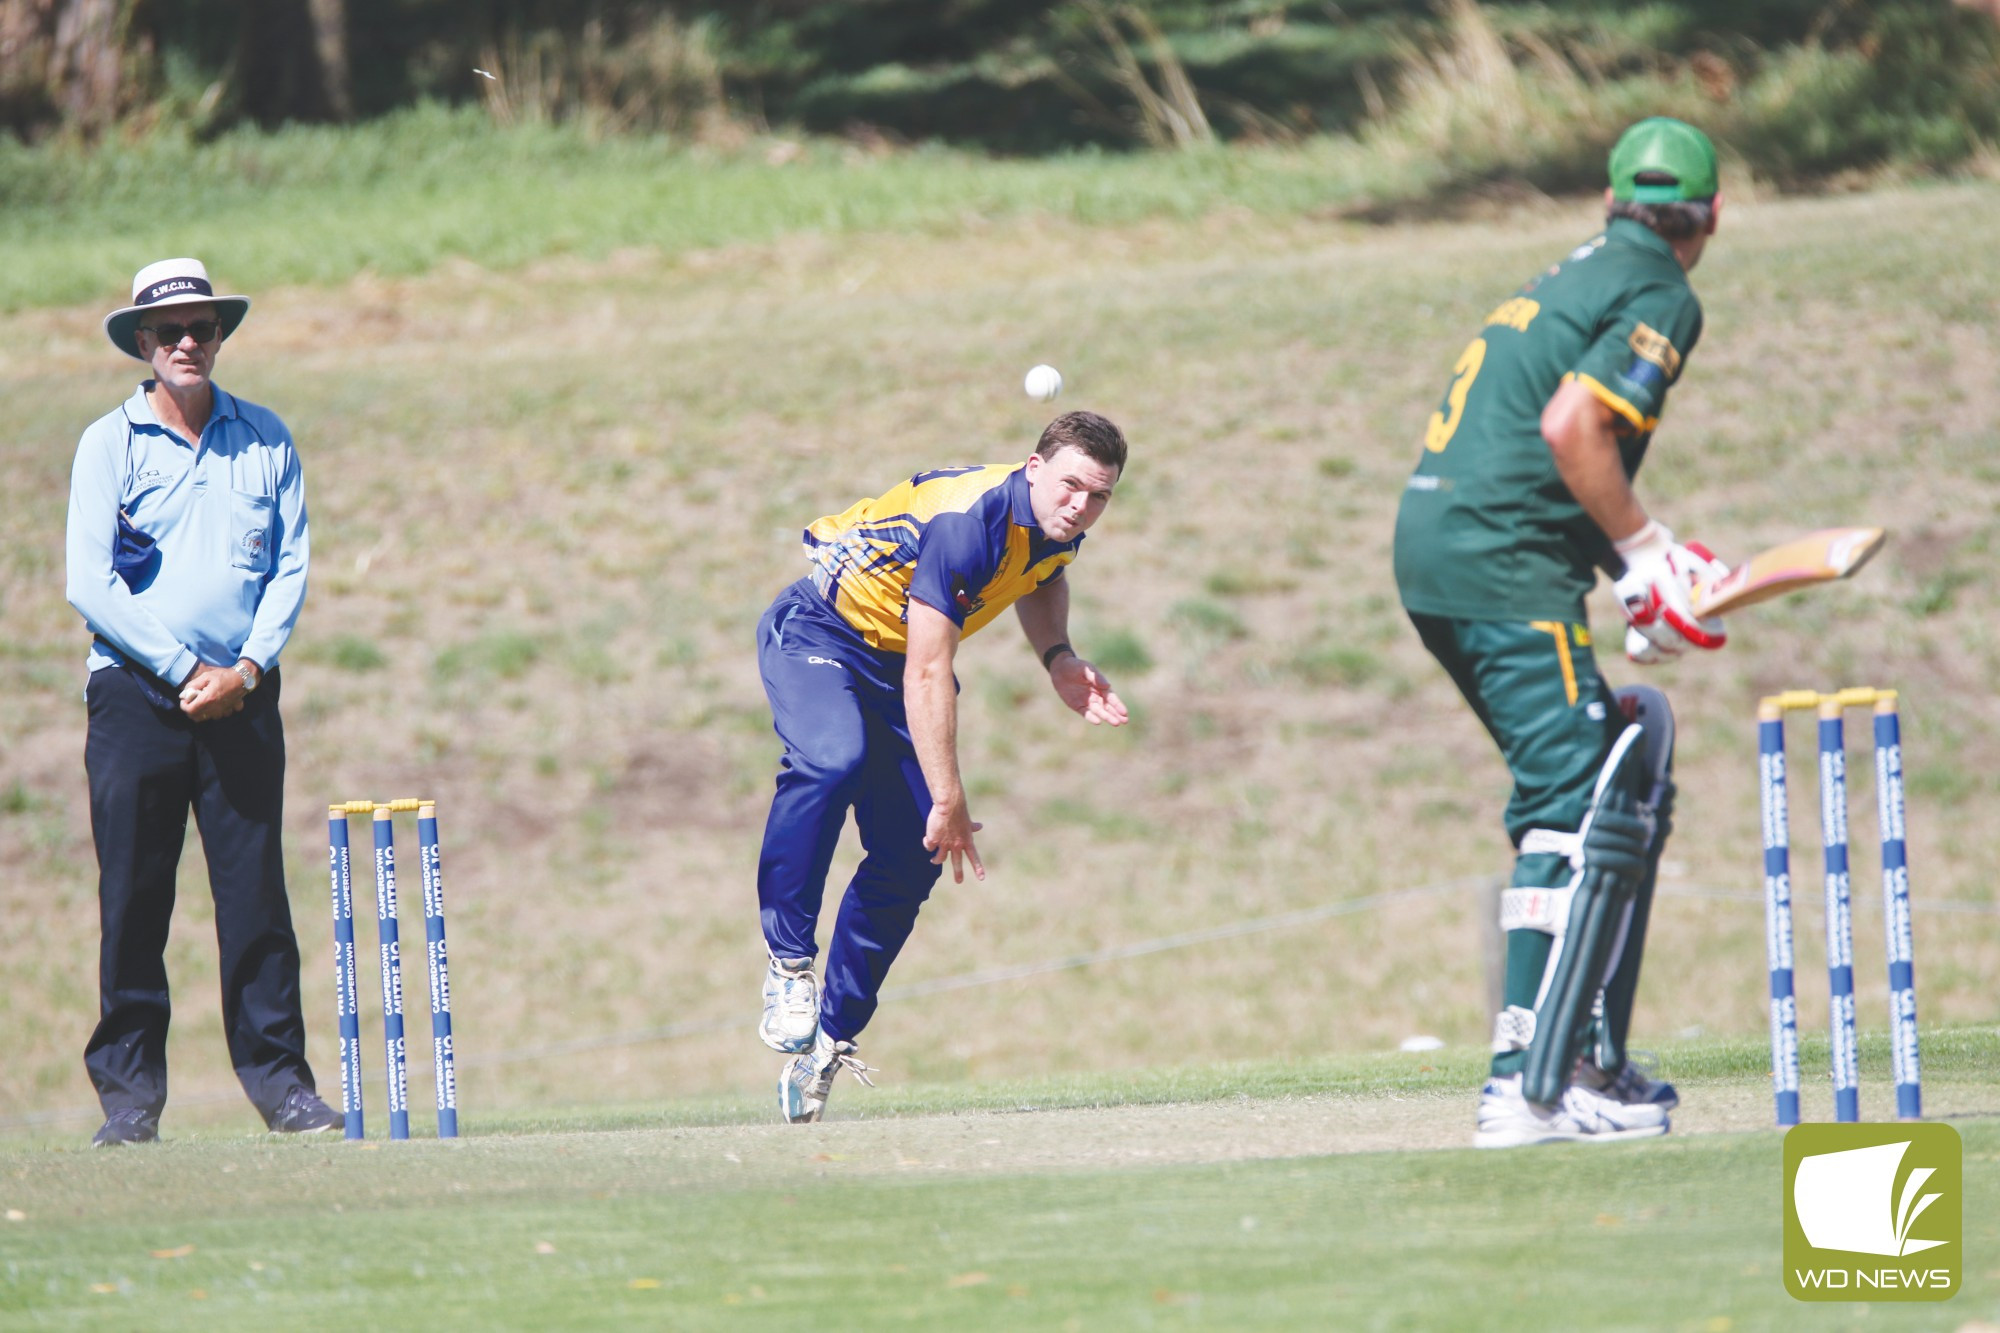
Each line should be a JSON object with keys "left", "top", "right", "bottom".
{"left": 756, "top": 588, "right": 943, "bottom": 1043}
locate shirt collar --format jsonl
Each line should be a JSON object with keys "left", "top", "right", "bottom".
{"left": 121, "top": 382, "right": 238, "bottom": 437}
{"left": 1007, "top": 462, "right": 1083, "bottom": 559}
{"left": 1607, "top": 217, "right": 1680, "bottom": 263}
{"left": 1006, "top": 464, "right": 1038, "bottom": 528}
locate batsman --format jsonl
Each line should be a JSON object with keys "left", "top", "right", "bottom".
{"left": 1392, "top": 118, "right": 1732, "bottom": 1147}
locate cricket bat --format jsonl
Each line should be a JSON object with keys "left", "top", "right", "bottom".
{"left": 1690, "top": 526, "right": 1886, "bottom": 616}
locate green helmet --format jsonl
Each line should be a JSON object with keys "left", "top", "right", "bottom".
{"left": 1608, "top": 117, "right": 1718, "bottom": 203}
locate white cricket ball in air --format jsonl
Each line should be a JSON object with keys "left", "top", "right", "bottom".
{"left": 1024, "top": 364, "right": 1063, "bottom": 403}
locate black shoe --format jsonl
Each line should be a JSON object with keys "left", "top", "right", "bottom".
{"left": 90, "top": 1108, "right": 159, "bottom": 1148}
{"left": 268, "top": 1086, "right": 342, "bottom": 1135}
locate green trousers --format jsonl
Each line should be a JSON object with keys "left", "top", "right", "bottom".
{"left": 1407, "top": 612, "right": 1628, "bottom": 1077}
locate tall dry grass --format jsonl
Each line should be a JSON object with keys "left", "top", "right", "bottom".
{"left": 477, "top": 11, "right": 735, "bottom": 139}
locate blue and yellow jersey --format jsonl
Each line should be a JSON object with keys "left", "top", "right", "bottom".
{"left": 799, "top": 463, "right": 1079, "bottom": 655}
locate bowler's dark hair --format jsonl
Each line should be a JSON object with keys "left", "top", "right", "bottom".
{"left": 1036, "top": 411, "right": 1127, "bottom": 473}
{"left": 1608, "top": 176, "right": 1715, "bottom": 242}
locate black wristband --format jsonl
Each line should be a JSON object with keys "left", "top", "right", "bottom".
{"left": 1041, "top": 641, "right": 1074, "bottom": 671}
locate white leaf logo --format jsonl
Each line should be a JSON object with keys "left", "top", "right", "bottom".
{"left": 1794, "top": 1141, "right": 1948, "bottom": 1257}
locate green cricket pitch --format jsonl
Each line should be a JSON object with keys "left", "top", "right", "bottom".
{"left": 5, "top": 1031, "right": 1997, "bottom": 1330}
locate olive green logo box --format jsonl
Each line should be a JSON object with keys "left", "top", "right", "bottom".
{"left": 1783, "top": 1123, "right": 1961, "bottom": 1301}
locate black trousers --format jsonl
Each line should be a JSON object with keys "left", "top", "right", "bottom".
{"left": 82, "top": 664, "right": 315, "bottom": 1124}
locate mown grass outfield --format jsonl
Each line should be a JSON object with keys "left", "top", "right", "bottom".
{"left": 5, "top": 1033, "right": 1999, "bottom": 1329}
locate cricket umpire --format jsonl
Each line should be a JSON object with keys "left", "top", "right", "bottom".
{"left": 754, "top": 411, "right": 1130, "bottom": 1123}
{"left": 1392, "top": 119, "right": 1732, "bottom": 1147}
{"left": 64, "top": 258, "right": 338, "bottom": 1145}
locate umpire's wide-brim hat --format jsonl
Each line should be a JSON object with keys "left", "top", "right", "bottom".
{"left": 103, "top": 258, "right": 251, "bottom": 361}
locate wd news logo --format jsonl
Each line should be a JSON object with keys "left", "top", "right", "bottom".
{"left": 1784, "top": 1123, "right": 1961, "bottom": 1302}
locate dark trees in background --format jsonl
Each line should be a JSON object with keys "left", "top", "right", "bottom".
{"left": 1, "top": 0, "right": 352, "bottom": 136}
{"left": 0, "top": 0, "right": 145, "bottom": 131}
{"left": 234, "top": 0, "right": 351, "bottom": 124}
{"left": 2, "top": 0, "right": 1997, "bottom": 165}
{"left": 306, "top": 0, "right": 353, "bottom": 119}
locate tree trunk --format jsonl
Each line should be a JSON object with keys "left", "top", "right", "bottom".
{"left": 0, "top": 0, "right": 140, "bottom": 133}
{"left": 305, "top": 0, "right": 349, "bottom": 120}
{"left": 50, "top": 0, "right": 125, "bottom": 126}
{"left": 0, "top": 1, "right": 53, "bottom": 124}
{"left": 235, "top": 0, "right": 341, "bottom": 125}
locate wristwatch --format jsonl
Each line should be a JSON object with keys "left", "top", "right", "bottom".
{"left": 235, "top": 661, "right": 259, "bottom": 694}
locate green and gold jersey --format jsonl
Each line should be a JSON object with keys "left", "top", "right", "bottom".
{"left": 1392, "top": 218, "right": 1704, "bottom": 620}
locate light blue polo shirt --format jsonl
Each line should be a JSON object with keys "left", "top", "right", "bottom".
{"left": 65, "top": 384, "right": 310, "bottom": 686}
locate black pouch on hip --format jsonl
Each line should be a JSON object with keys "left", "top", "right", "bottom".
{"left": 93, "top": 636, "right": 183, "bottom": 714}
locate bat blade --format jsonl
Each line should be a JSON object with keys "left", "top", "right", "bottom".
{"left": 1691, "top": 526, "right": 1886, "bottom": 616}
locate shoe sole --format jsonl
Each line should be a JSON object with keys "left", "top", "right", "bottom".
{"left": 1473, "top": 1122, "right": 1669, "bottom": 1149}
{"left": 778, "top": 1059, "right": 827, "bottom": 1124}
{"left": 759, "top": 1019, "right": 819, "bottom": 1055}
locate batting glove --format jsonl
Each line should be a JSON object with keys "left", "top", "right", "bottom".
{"left": 1612, "top": 520, "right": 1729, "bottom": 664}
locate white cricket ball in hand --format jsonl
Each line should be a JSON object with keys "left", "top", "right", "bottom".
{"left": 1024, "top": 364, "right": 1063, "bottom": 403}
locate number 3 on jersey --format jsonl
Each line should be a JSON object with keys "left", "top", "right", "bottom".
{"left": 1424, "top": 337, "right": 1487, "bottom": 452}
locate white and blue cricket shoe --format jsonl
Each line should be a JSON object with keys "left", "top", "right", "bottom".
{"left": 779, "top": 1028, "right": 876, "bottom": 1124}
{"left": 1581, "top": 1058, "right": 1680, "bottom": 1112}
{"left": 1473, "top": 1072, "right": 1669, "bottom": 1149}
{"left": 759, "top": 955, "right": 821, "bottom": 1054}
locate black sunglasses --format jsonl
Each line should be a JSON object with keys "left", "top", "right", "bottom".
{"left": 141, "top": 320, "right": 220, "bottom": 346}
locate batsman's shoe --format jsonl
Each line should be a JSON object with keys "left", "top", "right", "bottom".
{"left": 759, "top": 955, "right": 821, "bottom": 1054}
{"left": 1578, "top": 1058, "right": 1680, "bottom": 1112}
{"left": 779, "top": 1029, "right": 876, "bottom": 1124}
{"left": 1473, "top": 1073, "right": 1669, "bottom": 1149}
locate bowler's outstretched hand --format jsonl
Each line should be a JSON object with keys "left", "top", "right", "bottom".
{"left": 923, "top": 800, "right": 986, "bottom": 884}
{"left": 1051, "top": 656, "right": 1127, "bottom": 726}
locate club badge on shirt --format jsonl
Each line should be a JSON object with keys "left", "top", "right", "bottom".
{"left": 953, "top": 576, "right": 984, "bottom": 620}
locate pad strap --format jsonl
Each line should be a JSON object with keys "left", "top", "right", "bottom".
{"left": 1499, "top": 886, "right": 1573, "bottom": 934}
{"left": 1492, "top": 1005, "right": 1536, "bottom": 1053}
{"left": 1518, "top": 828, "right": 1583, "bottom": 864}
